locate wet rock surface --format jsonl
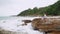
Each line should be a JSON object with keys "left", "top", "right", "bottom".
{"left": 22, "top": 20, "right": 32, "bottom": 25}
{"left": 22, "top": 20, "right": 32, "bottom": 23}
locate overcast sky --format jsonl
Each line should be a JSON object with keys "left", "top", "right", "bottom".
{"left": 0, "top": 0, "right": 58, "bottom": 16}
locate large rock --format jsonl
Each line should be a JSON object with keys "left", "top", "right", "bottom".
{"left": 32, "top": 18, "right": 60, "bottom": 32}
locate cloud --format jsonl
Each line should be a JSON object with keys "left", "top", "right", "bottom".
{"left": 0, "top": 0, "right": 11, "bottom": 6}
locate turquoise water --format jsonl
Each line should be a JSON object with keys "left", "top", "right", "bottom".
{"left": 0, "top": 16, "right": 19, "bottom": 20}
{"left": 0, "top": 16, "right": 38, "bottom": 20}
{"left": 0, "top": 16, "right": 12, "bottom": 20}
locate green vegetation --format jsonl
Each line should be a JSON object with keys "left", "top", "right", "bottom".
{"left": 17, "top": 0, "right": 60, "bottom": 16}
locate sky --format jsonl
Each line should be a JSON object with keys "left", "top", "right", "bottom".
{"left": 0, "top": 0, "right": 58, "bottom": 16}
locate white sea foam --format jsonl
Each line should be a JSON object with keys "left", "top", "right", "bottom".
{"left": 0, "top": 16, "right": 43, "bottom": 34}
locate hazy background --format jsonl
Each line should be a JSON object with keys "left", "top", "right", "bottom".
{"left": 0, "top": 0, "right": 58, "bottom": 16}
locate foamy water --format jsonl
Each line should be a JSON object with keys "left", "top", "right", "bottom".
{"left": 0, "top": 16, "right": 43, "bottom": 34}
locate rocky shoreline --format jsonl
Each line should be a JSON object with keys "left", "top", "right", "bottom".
{"left": 0, "top": 29, "right": 28, "bottom": 34}
{"left": 31, "top": 17, "right": 60, "bottom": 34}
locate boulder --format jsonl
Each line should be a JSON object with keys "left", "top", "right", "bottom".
{"left": 32, "top": 18, "right": 60, "bottom": 32}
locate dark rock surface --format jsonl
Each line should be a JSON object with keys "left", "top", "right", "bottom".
{"left": 22, "top": 20, "right": 32, "bottom": 25}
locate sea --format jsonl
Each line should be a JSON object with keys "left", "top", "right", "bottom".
{"left": 0, "top": 16, "right": 43, "bottom": 34}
